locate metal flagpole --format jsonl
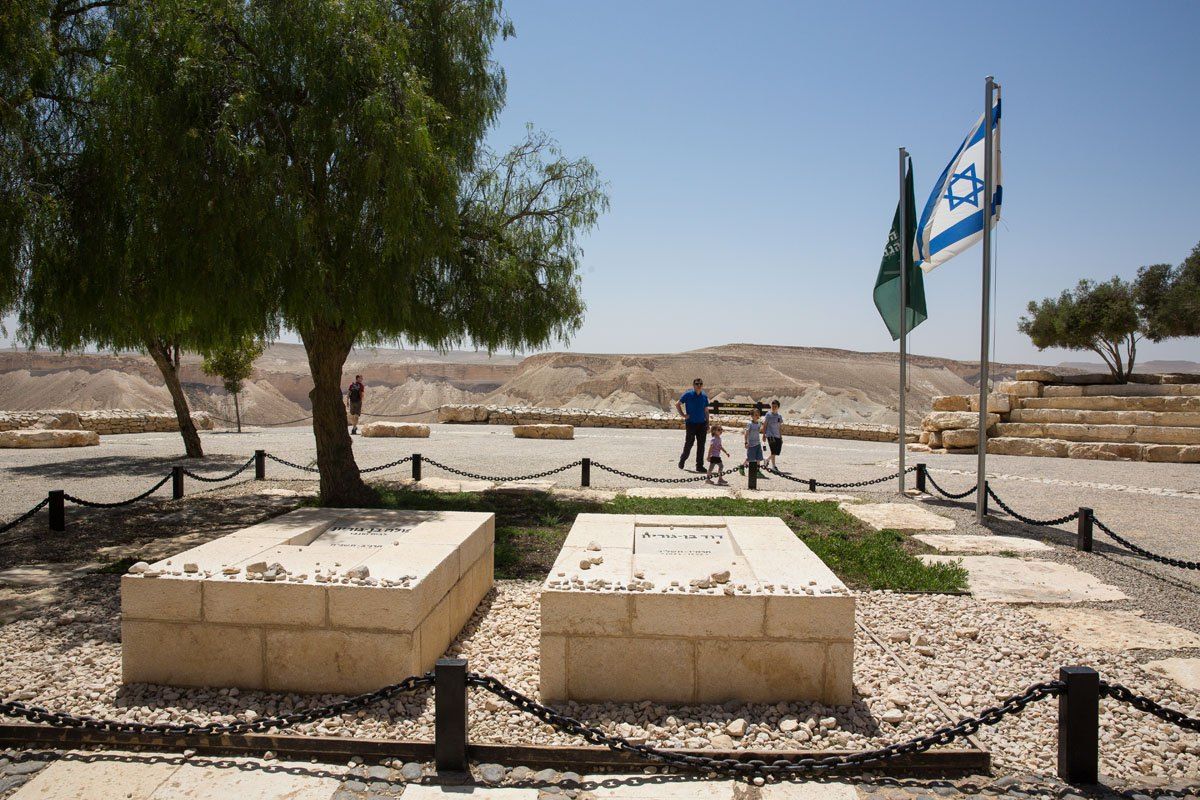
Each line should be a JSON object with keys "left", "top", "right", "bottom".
{"left": 976, "top": 76, "right": 997, "bottom": 521}
{"left": 898, "top": 147, "right": 908, "bottom": 494}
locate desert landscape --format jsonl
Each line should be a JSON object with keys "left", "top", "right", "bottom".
{"left": 0, "top": 342, "right": 1093, "bottom": 427}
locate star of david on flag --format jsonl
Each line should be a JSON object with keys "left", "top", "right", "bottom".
{"left": 914, "top": 92, "right": 1002, "bottom": 273}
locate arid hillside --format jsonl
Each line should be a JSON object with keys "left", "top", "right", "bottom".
{"left": 0, "top": 342, "right": 1051, "bottom": 426}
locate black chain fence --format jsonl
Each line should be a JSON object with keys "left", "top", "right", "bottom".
{"left": 359, "top": 455, "right": 414, "bottom": 475}
{"left": 0, "top": 498, "right": 50, "bottom": 535}
{"left": 591, "top": 461, "right": 739, "bottom": 484}
{"left": 985, "top": 485, "right": 1081, "bottom": 528}
{"left": 181, "top": 456, "right": 256, "bottom": 483}
{"left": 924, "top": 472, "right": 978, "bottom": 500}
{"left": 5, "top": 669, "right": 1195, "bottom": 778}
{"left": 63, "top": 475, "right": 173, "bottom": 509}
{"left": 0, "top": 674, "right": 432, "bottom": 737}
{"left": 1094, "top": 519, "right": 1200, "bottom": 571}
{"left": 424, "top": 457, "right": 583, "bottom": 483}
{"left": 265, "top": 453, "right": 320, "bottom": 473}
{"left": 762, "top": 465, "right": 918, "bottom": 490}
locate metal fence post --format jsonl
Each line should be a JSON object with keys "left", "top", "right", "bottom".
{"left": 412, "top": 453, "right": 422, "bottom": 483}
{"left": 48, "top": 490, "right": 65, "bottom": 532}
{"left": 1076, "top": 508, "right": 1093, "bottom": 552}
{"left": 581, "top": 457, "right": 590, "bottom": 488}
{"left": 171, "top": 466, "right": 185, "bottom": 500}
{"left": 808, "top": 478, "right": 817, "bottom": 493}
{"left": 915, "top": 463, "right": 927, "bottom": 494}
{"left": 748, "top": 462, "right": 758, "bottom": 491}
{"left": 1057, "top": 666, "right": 1099, "bottom": 784}
{"left": 981, "top": 480, "right": 989, "bottom": 516}
{"left": 254, "top": 450, "right": 266, "bottom": 481}
{"left": 435, "top": 657, "right": 468, "bottom": 773}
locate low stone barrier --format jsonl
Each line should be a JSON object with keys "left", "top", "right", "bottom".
{"left": 0, "top": 409, "right": 213, "bottom": 436}
{"left": 0, "top": 429, "right": 100, "bottom": 448}
{"left": 439, "top": 405, "right": 916, "bottom": 443}
{"left": 513, "top": 423, "right": 573, "bottom": 440}
{"left": 359, "top": 422, "right": 430, "bottom": 438}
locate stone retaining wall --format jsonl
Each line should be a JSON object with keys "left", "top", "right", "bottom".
{"left": 0, "top": 409, "right": 213, "bottom": 435}
{"left": 914, "top": 371, "right": 1200, "bottom": 462}
{"left": 438, "top": 404, "right": 917, "bottom": 443}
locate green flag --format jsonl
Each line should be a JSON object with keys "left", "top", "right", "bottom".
{"left": 873, "top": 160, "right": 927, "bottom": 340}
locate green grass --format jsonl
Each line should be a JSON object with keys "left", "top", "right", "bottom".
{"left": 368, "top": 487, "right": 967, "bottom": 592}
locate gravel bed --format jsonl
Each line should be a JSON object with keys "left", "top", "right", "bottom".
{"left": 1, "top": 577, "right": 1197, "bottom": 785}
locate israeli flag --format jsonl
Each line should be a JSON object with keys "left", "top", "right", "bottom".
{"left": 914, "top": 93, "right": 1002, "bottom": 273}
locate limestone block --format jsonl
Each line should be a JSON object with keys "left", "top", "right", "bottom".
{"left": 918, "top": 430, "right": 930, "bottom": 444}
{"left": 1143, "top": 444, "right": 1200, "bottom": 463}
{"left": 942, "top": 428, "right": 980, "bottom": 448}
{"left": 120, "top": 575, "right": 202, "bottom": 622}
{"left": 695, "top": 640, "right": 850, "bottom": 705}
{"left": 265, "top": 629, "right": 416, "bottom": 694}
{"left": 122, "top": 620, "right": 264, "bottom": 688}
{"left": 1134, "top": 425, "right": 1200, "bottom": 445}
{"left": 1015, "top": 369, "right": 1060, "bottom": 382}
{"left": 923, "top": 411, "right": 1000, "bottom": 432}
{"left": 927, "top": 430, "right": 942, "bottom": 449}
{"left": 417, "top": 590, "right": 453, "bottom": 669}
{"left": 565, "top": 636, "right": 694, "bottom": 702}
{"left": 203, "top": 581, "right": 327, "bottom": 628}
{"left": 994, "top": 380, "right": 1042, "bottom": 398}
{"left": 513, "top": 423, "right": 573, "bottom": 439}
{"left": 986, "top": 437, "right": 1070, "bottom": 458}
{"left": 968, "top": 393, "right": 1012, "bottom": 414}
{"left": 931, "top": 395, "right": 970, "bottom": 412}
{"left": 541, "top": 590, "right": 632, "bottom": 636}
{"left": 763, "top": 595, "right": 856, "bottom": 640}
{"left": 630, "top": 594, "right": 767, "bottom": 638}
{"left": 33, "top": 411, "right": 83, "bottom": 430}
{"left": 539, "top": 634, "right": 568, "bottom": 701}
{"left": 840, "top": 502, "right": 955, "bottom": 532}
{"left": 359, "top": 421, "right": 430, "bottom": 438}
{"left": 1144, "top": 658, "right": 1200, "bottom": 692}
{"left": 1044, "top": 423, "right": 1135, "bottom": 443}
{"left": 993, "top": 422, "right": 1044, "bottom": 438}
{"left": 0, "top": 429, "right": 99, "bottom": 448}
{"left": 1066, "top": 442, "right": 1143, "bottom": 461}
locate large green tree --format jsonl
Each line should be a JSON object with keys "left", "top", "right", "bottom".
{"left": 95, "top": 0, "right": 607, "bottom": 503}
{"left": 1136, "top": 242, "right": 1200, "bottom": 343}
{"left": 2, "top": 0, "right": 271, "bottom": 458}
{"left": 1019, "top": 278, "right": 1142, "bottom": 382}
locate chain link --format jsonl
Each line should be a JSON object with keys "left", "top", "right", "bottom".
{"left": 0, "top": 498, "right": 51, "bottom": 535}
{"left": 1094, "top": 519, "right": 1199, "bottom": 571}
{"left": 591, "top": 462, "right": 740, "bottom": 484}
{"left": 181, "top": 456, "right": 257, "bottom": 483}
{"left": 1101, "top": 680, "right": 1200, "bottom": 731}
{"left": 265, "top": 453, "right": 321, "bottom": 473}
{"left": 986, "top": 486, "right": 1080, "bottom": 527}
{"left": 924, "top": 473, "right": 978, "bottom": 500}
{"left": 468, "top": 673, "right": 1063, "bottom": 776}
{"left": 423, "top": 457, "right": 583, "bottom": 483}
{"left": 63, "top": 475, "right": 173, "bottom": 509}
{"left": 360, "top": 456, "right": 414, "bottom": 475}
{"left": 0, "top": 674, "right": 433, "bottom": 737}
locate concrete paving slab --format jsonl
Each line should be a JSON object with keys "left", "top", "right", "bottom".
{"left": 1022, "top": 607, "right": 1200, "bottom": 650}
{"left": 11, "top": 756, "right": 180, "bottom": 799}
{"left": 625, "top": 486, "right": 736, "bottom": 499}
{"left": 737, "top": 490, "right": 857, "bottom": 503}
{"left": 493, "top": 479, "right": 558, "bottom": 492}
{"left": 759, "top": 784, "right": 857, "bottom": 799}
{"left": 551, "top": 487, "right": 620, "bottom": 502}
{"left": 147, "top": 757, "right": 343, "bottom": 799}
{"left": 840, "top": 502, "right": 955, "bottom": 531}
{"left": 920, "top": 556, "right": 1127, "bottom": 604}
{"left": 912, "top": 534, "right": 1051, "bottom": 554}
{"left": 415, "top": 477, "right": 495, "bottom": 493}
{"left": 1144, "top": 657, "right": 1200, "bottom": 691}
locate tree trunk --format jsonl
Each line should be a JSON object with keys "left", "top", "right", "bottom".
{"left": 146, "top": 339, "right": 204, "bottom": 458}
{"left": 299, "top": 322, "right": 375, "bottom": 506}
{"left": 234, "top": 391, "right": 241, "bottom": 433}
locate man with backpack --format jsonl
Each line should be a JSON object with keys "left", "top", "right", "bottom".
{"left": 347, "top": 374, "right": 365, "bottom": 435}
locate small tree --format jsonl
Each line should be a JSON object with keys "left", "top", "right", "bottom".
{"left": 202, "top": 338, "right": 265, "bottom": 433}
{"left": 1136, "top": 242, "right": 1200, "bottom": 343}
{"left": 1019, "top": 278, "right": 1142, "bottom": 382}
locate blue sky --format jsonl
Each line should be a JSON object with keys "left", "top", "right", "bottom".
{"left": 485, "top": 0, "right": 1200, "bottom": 364}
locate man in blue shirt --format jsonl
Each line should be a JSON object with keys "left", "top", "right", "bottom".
{"left": 674, "top": 378, "right": 709, "bottom": 471}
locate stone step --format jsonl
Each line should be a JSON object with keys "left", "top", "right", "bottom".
{"left": 993, "top": 421, "right": 1200, "bottom": 445}
{"left": 1020, "top": 395, "right": 1200, "bottom": 412}
{"left": 1042, "top": 383, "right": 1200, "bottom": 398}
{"left": 986, "top": 436, "right": 1200, "bottom": 462}
{"left": 1008, "top": 407, "right": 1200, "bottom": 427}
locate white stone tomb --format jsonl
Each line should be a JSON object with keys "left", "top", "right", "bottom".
{"left": 540, "top": 514, "right": 855, "bottom": 705}
{"left": 121, "top": 507, "right": 493, "bottom": 694}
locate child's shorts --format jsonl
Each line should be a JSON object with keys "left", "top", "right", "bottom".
{"left": 708, "top": 457, "right": 723, "bottom": 468}
{"left": 767, "top": 436, "right": 783, "bottom": 455}
{"left": 747, "top": 445, "right": 763, "bottom": 462}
